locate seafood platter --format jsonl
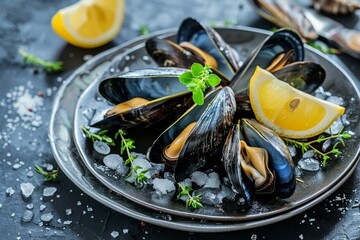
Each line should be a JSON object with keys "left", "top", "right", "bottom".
{"left": 50, "top": 18, "right": 360, "bottom": 231}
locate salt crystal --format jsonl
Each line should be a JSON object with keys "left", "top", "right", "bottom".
{"left": 83, "top": 54, "right": 93, "bottom": 61}
{"left": 0, "top": 204, "right": 2, "bottom": 208}
{"left": 65, "top": 209, "right": 72, "bottom": 215}
{"left": 87, "top": 207, "right": 93, "bottom": 212}
{"left": 40, "top": 205, "right": 46, "bottom": 211}
{"left": 21, "top": 210, "right": 34, "bottom": 222}
{"left": 20, "top": 182, "right": 35, "bottom": 198}
{"left": 45, "top": 164, "right": 53, "bottom": 171}
{"left": 26, "top": 203, "right": 34, "bottom": 210}
{"left": 299, "top": 234, "right": 304, "bottom": 239}
{"left": 103, "top": 154, "right": 123, "bottom": 170}
{"left": 43, "top": 187, "right": 57, "bottom": 197}
{"left": 152, "top": 178, "right": 175, "bottom": 194}
{"left": 123, "top": 229, "right": 128, "bottom": 234}
{"left": 77, "top": 201, "right": 81, "bottom": 206}
{"left": 13, "top": 163, "right": 22, "bottom": 170}
{"left": 191, "top": 171, "right": 209, "bottom": 187}
{"left": 6, "top": 187, "right": 15, "bottom": 196}
{"left": 111, "top": 231, "right": 119, "bottom": 238}
{"left": 40, "top": 213, "right": 53, "bottom": 223}
{"left": 298, "top": 158, "right": 320, "bottom": 172}
{"left": 57, "top": 219, "right": 62, "bottom": 224}
{"left": 251, "top": 234, "right": 257, "bottom": 240}
{"left": 63, "top": 220, "right": 72, "bottom": 225}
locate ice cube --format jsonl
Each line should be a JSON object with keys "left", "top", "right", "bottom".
{"left": 219, "top": 183, "right": 237, "bottom": 202}
{"left": 287, "top": 145, "right": 297, "bottom": 157}
{"left": 190, "top": 171, "right": 209, "bottom": 187}
{"left": 152, "top": 178, "right": 175, "bottom": 194}
{"left": 93, "top": 140, "right": 111, "bottom": 155}
{"left": 298, "top": 158, "right": 320, "bottom": 172}
{"left": 322, "top": 139, "right": 331, "bottom": 152}
{"left": 204, "top": 172, "right": 220, "bottom": 189}
{"left": 193, "top": 188, "right": 222, "bottom": 205}
{"left": 302, "top": 150, "right": 314, "bottom": 158}
{"left": 326, "top": 96, "right": 345, "bottom": 106}
{"left": 325, "top": 118, "right": 343, "bottom": 135}
{"left": 103, "top": 154, "right": 123, "bottom": 170}
{"left": 179, "top": 178, "right": 192, "bottom": 188}
{"left": 149, "top": 163, "right": 165, "bottom": 178}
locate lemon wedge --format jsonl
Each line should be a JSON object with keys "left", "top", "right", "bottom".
{"left": 249, "top": 67, "right": 345, "bottom": 139}
{"left": 51, "top": 0, "right": 125, "bottom": 48}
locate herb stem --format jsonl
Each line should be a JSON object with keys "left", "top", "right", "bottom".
{"left": 19, "top": 48, "right": 63, "bottom": 72}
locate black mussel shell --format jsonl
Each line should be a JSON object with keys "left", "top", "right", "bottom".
{"left": 230, "top": 28, "right": 304, "bottom": 96}
{"left": 98, "top": 68, "right": 188, "bottom": 104}
{"left": 272, "top": 61, "right": 326, "bottom": 93}
{"left": 177, "top": 18, "right": 239, "bottom": 80}
{"left": 241, "top": 119, "right": 296, "bottom": 199}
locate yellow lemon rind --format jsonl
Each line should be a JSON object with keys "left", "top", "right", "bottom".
{"left": 249, "top": 67, "right": 345, "bottom": 139}
{"left": 51, "top": 0, "right": 125, "bottom": 48}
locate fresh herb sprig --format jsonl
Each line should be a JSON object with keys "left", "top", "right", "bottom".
{"left": 177, "top": 184, "right": 203, "bottom": 210}
{"left": 34, "top": 165, "right": 59, "bottom": 182}
{"left": 179, "top": 63, "right": 221, "bottom": 105}
{"left": 18, "top": 48, "right": 63, "bottom": 72}
{"left": 307, "top": 41, "right": 339, "bottom": 55}
{"left": 284, "top": 127, "right": 352, "bottom": 167}
{"left": 139, "top": 25, "right": 150, "bottom": 35}
{"left": 115, "top": 129, "right": 149, "bottom": 184}
{"left": 81, "top": 126, "right": 115, "bottom": 146}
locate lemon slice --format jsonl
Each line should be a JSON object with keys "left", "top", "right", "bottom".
{"left": 249, "top": 67, "right": 345, "bottom": 139}
{"left": 51, "top": 0, "right": 125, "bottom": 48}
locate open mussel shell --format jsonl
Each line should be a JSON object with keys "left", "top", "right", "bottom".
{"left": 222, "top": 121, "right": 254, "bottom": 206}
{"left": 272, "top": 61, "right": 326, "bottom": 93}
{"left": 148, "top": 87, "right": 236, "bottom": 182}
{"left": 145, "top": 37, "right": 230, "bottom": 86}
{"left": 230, "top": 28, "right": 304, "bottom": 96}
{"left": 98, "top": 68, "right": 188, "bottom": 104}
{"left": 177, "top": 17, "right": 239, "bottom": 80}
{"left": 241, "top": 119, "right": 296, "bottom": 199}
{"left": 91, "top": 91, "right": 195, "bottom": 129}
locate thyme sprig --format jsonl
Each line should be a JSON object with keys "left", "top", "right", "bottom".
{"left": 177, "top": 184, "right": 203, "bottom": 210}
{"left": 179, "top": 63, "right": 221, "bottom": 105}
{"left": 283, "top": 127, "right": 352, "bottom": 167}
{"left": 115, "top": 129, "right": 149, "bottom": 184}
{"left": 34, "top": 165, "right": 59, "bottom": 182}
{"left": 19, "top": 48, "right": 63, "bottom": 72}
{"left": 81, "top": 126, "right": 115, "bottom": 146}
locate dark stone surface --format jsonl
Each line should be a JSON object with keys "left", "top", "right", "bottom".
{"left": 0, "top": 0, "right": 359, "bottom": 239}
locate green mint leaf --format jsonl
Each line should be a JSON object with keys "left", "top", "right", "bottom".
{"left": 179, "top": 72, "right": 193, "bottom": 85}
{"left": 191, "top": 63, "right": 203, "bottom": 77}
{"left": 206, "top": 74, "right": 221, "bottom": 87}
{"left": 192, "top": 88, "right": 204, "bottom": 106}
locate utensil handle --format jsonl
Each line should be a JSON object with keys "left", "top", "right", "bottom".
{"left": 331, "top": 29, "right": 360, "bottom": 59}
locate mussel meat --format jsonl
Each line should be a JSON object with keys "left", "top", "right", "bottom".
{"left": 241, "top": 118, "right": 296, "bottom": 199}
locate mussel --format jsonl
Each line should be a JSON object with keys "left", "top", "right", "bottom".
{"left": 145, "top": 37, "right": 230, "bottom": 86}
{"left": 241, "top": 119, "right": 296, "bottom": 199}
{"left": 272, "top": 61, "right": 326, "bottom": 93}
{"left": 148, "top": 87, "right": 237, "bottom": 182}
{"left": 91, "top": 68, "right": 195, "bottom": 129}
{"left": 230, "top": 28, "right": 305, "bottom": 97}
{"left": 177, "top": 18, "right": 239, "bottom": 79}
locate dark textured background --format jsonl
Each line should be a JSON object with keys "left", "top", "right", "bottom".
{"left": 0, "top": 0, "right": 359, "bottom": 239}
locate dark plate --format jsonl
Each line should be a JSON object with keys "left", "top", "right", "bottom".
{"left": 71, "top": 27, "right": 360, "bottom": 222}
